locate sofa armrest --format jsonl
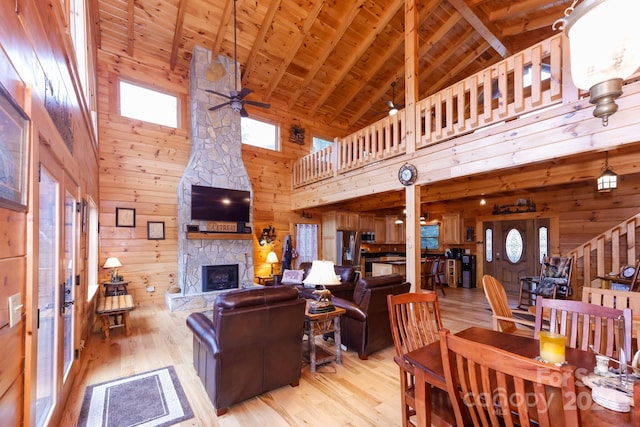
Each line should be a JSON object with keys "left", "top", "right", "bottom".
{"left": 186, "top": 312, "right": 220, "bottom": 354}
{"left": 332, "top": 296, "right": 366, "bottom": 321}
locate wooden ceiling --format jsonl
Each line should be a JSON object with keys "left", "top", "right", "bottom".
{"left": 94, "top": 0, "right": 570, "bottom": 134}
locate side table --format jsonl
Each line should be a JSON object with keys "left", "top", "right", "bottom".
{"left": 303, "top": 302, "right": 345, "bottom": 373}
{"left": 102, "top": 281, "right": 129, "bottom": 296}
{"left": 256, "top": 276, "right": 274, "bottom": 286}
{"left": 96, "top": 294, "right": 135, "bottom": 338}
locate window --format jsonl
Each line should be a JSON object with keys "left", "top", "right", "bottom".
{"left": 485, "top": 228, "right": 493, "bottom": 262}
{"left": 505, "top": 228, "right": 524, "bottom": 263}
{"left": 119, "top": 81, "right": 178, "bottom": 128}
{"left": 538, "top": 226, "right": 548, "bottom": 263}
{"left": 241, "top": 117, "right": 278, "bottom": 150}
{"left": 420, "top": 224, "right": 440, "bottom": 250}
{"left": 312, "top": 136, "right": 333, "bottom": 152}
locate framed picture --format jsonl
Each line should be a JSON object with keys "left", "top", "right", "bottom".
{"left": 147, "top": 221, "right": 165, "bottom": 240}
{"left": 116, "top": 207, "right": 136, "bottom": 227}
{"left": 0, "top": 83, "right": 30, "bottom": 211}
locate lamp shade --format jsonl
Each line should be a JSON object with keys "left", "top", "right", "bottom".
{"left": 266, "top": 251, "right": 279, "bottom": 264}
{"left": 302, "top": 260, "right": 341, "bottom": 286}
{"left": 597, "top": 169, "right": 618, "bottom": 192}
{"left": 103, "top": 257, "right": 122, "bottom": 269}
{"left": 565, "top": 0, "right": 640, "bottom": 90}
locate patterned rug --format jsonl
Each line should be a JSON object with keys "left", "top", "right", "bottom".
{"left": 78, "top": 366, "right": 193, "bottom": 427}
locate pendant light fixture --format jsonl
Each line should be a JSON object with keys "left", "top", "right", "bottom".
{"left": 554, "top": 0, "right": 640, "bottom": 126}
{"left": 597, "top": 151, "right": 618, "bottom": 192}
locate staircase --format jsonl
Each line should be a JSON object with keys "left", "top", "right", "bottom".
{"left": 568, "top": 212, "right": 640, "bottom": 296}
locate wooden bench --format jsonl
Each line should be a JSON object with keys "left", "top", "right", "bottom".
{"left": 96, "top": 294, "right": 135, "bottom": 338}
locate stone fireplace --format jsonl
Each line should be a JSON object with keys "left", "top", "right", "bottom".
{"left": 165, "top": 46, "right": 254, "bottom": 311}
{"left": 202, "top": 264, "right": 239, "bottom": 292}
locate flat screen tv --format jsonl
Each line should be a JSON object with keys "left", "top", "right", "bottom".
{"left": 191, "top": 185, "right": 251, "bottom": 223}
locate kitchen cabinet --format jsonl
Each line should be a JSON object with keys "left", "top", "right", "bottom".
{"left": 386, "top": 215, "right": 405, "bottom": 244}
{"left": 442, "top": 213, "right": 462, "bottom": 244}
{"left": 374, "top": 217, "right": 386, "bottom": 243}
{"left": 359, "top": 214, "right": 374, "bottom": 232}
{"left": 337, "top": 212, "right": 359, "bottom": 230}
{"left": 322, "top": 212, "right": 338, "bottom": 263}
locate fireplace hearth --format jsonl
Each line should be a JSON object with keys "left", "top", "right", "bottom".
{"left": 202, "top": 264, "right": 239, "bottom": 292}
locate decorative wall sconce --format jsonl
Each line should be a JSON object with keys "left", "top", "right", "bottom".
{"left": 301, "top": 210, "right": 313, "bottom": 219}
{"left": 554, "top": 0, "right": 640, "bottom": 126}
{"left": 259, "top": 225, "right": 276, "bottom": 246}
{"left": 597, "top": 151, "right": 618, "bottom": 192}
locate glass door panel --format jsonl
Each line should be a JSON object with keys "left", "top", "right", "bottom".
{"left": 35, "top": 167, "right": 58, "bottom": 427}
{"left": 62, "top": 188, "right": 76, "bottom": 379}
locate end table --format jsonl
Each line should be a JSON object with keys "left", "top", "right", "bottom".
{"left": 303, "top": 302, "right": 345, "bottom": 373}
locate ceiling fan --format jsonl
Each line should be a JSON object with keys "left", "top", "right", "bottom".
{"left": 207, "top": 0, "right": 270, "bottom": 118}
{"left": 373, "top": 81, "right": 403, "bottom": 116}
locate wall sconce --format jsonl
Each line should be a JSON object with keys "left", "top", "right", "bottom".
{"left": 301, "top": 211, "right": 313, "bottom": 219}
{"left": 597, "top": 152, "right": 618, "bottom": 192}
{"left": 554, "top": 0, "right": 640, "bottom": 126}
{"left": 259, "top": 225, "right": 276, "bottom": 246}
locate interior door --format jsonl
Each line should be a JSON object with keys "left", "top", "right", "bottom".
{"left": 483, "top": 218, "right": 550, "bottom": 294}
{"left": 62, "top": 179, "right": 78, "bottom": 380}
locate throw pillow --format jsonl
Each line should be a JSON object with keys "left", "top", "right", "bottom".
{"left": 281, "top": 269, "right": 304, "bottom": 285}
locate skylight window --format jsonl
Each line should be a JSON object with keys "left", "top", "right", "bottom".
{"left": 119, "top": 81, "right": 178, "bottom": 128}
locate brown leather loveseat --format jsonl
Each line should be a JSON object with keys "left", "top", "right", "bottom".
{"left": 186, "top": 286, "right": 306, "bottom": 415}
{"left": 332, "top": 274, "right": 411, "bottom": 359}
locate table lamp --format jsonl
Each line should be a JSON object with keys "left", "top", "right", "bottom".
{"left": 266, "top": 251, "right": 278, "bottom": 276}
{"left": 103, "top": 257, "right": 122, "bottom": 282}
{"left": 303, "top": 260, "right": 341, "bottom": 313}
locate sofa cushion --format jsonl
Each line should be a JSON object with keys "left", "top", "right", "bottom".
{"left": 215, "top": 286, "right": 299, "bottom": 310}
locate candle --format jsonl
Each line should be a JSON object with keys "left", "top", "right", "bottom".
{"left": 539, "top": 331, "right": 567, "bottom": 364}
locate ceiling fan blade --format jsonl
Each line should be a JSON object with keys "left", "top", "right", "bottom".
{"left": 205, "top": 89, "right": 232, "bottom": 99}
{"left": 237, "top": 87, "right": 253, "bottom": 99}
{"left": 240, "top": 107, "right": 249, "bottom": 118}
{"left": 208, "top": 101, "right": 232, "bottom": 112}
{"left": 386, "top": 100, "right": 394, "bottom": 109}
{"left": 244, "top": 100, "right": 271, "bottom": 109}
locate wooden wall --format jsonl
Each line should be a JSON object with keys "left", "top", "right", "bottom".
{"left": 0, "top": 0, "right": 100, "bottom": 425}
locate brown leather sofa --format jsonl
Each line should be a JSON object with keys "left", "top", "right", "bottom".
{"left": 331, "top": 274, "right": 411, "bottom": 359}
{"left": 186, "top": 286, "right": 306, "bottom": 415}
{"left": 273, "top": 261, "right": 359, "bottom": 300}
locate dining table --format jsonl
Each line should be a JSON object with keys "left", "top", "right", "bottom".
{"left": 404, "top": 326, "right": 636, "bottom": 427}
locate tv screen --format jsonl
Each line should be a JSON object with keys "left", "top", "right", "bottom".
{"left": 191, "top": 185, "right": 251, "bottom": 223}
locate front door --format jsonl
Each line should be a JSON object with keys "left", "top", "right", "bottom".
{"left": 483, "top": 218, "right": 549, "bottom": 294}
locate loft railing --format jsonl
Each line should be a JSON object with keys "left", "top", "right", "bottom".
{"left": 292, "top": 33, "right": 567, "bottom": 188}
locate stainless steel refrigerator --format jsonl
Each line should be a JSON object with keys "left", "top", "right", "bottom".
{"left": 336, "top": 230, "right": 361, "bottom": 266}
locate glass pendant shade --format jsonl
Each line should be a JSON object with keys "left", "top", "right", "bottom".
{"left": 597, "top": 169, "right": 618, "bottom": 192}
{"left": 565, "top": 0, "right": 640, "bottom": 91}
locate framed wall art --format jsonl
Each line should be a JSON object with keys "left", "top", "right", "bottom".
{"left": 0, "top": 83, "right": 30, "bottom": 211}
{"left": 116, "top": 207, "right": 136, "bottom": 227}
{"left": 147, "top": 221, "right": 165, "bottom": 240}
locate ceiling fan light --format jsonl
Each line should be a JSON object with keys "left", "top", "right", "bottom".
{"left": 388, "top": 107, "right": 398, "bottom": 116}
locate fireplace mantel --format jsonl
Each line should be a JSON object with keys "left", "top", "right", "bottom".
{"left": 186, "top": 232, "right": 253, "bottom": 240}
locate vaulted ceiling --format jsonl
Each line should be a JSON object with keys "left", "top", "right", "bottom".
{"left": 94, "top": 0, "right": 569, "bottom": 133}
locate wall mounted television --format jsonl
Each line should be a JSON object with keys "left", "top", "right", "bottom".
{"left": 191, "top": 185, "right": 251, "bottom": 223}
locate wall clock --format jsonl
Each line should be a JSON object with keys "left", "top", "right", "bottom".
{"left": 398, "top": 163, "right": 417, "bottom": 186}
{"left": 116, "top": 207, "right": 136, "bottom": 227}
{"left": 621, "top": 265, "right": 636, "bottom": 279}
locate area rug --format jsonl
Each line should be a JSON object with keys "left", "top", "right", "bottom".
{"left": 78, "top": 366, "right": 194, "bottom": 427}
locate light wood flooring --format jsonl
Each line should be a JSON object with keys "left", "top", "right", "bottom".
{"left": 60, "top": 287, "right": 505, "bottom": 426}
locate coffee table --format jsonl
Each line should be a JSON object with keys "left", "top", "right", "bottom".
{"left": 303, "top": 302, "right": 345, "bottom": 373}
{"left": 96, "top": 294, "right": 135, "bottom": 338}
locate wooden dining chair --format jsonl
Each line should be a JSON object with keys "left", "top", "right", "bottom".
{"left": 439, "top": 328, "right": 580, "bottom": 427}
{"left": 387, "top": 292, "right": 453, "bottom": 427}
{"left": 433, "top": 257, "right": 447, "bottom": 296}
{"left": 482, "top": 275, "right": 535, "bottom": 337}
{"left": 534, "top": 297, "right": 632, "bottom": 360}
{"left": 420, "top": 258, "right": 435, "bottom": 290}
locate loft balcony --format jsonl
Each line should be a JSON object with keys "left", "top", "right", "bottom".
{"left": 290, "top": 34, "right": 640, "bottom": 210}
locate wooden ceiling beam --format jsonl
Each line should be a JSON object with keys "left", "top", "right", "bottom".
{"left": 263, "top": 0, "right": 325, "bottom": 99}
{"left": 447, "top": 0, "right": 509, "bottom": 57}
{"left": 242, "top": 0, "right": 282, "bottom": 84}
{"left": 501, "top": 16, "right": 559, "bottom": 37}
{"left": 488, "top": 0, "right": 560, "bottom": 21}
{"left": 126, "top": 0, "right": 134, "bottom": 56}
{"left": 337, "top": 0, "right": 444, "bottom": 124}
{"left": 307, "top": 0, "right": 404, "bottom": 115}
{"left": 169, "top": 0, "right": 188, "bottom": 71}
{"left": 286, "top": 0, "right": 365, "bottom": 110}
{"left": 211, "top": 0, "right": 234, "bottom": 59}
{"left": 427, "top": 40, "right": 490, "bottom": 95}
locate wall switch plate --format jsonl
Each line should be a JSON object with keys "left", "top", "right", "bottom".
{"left": 146, "top": 286, "right": 155, "bottom": 292}
{"left": 9, "top": 293, "right": 22, "bottom": 328}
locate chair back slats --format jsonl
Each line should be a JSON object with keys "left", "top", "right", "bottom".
{"left": 482, "top": 275, "right": 516, "bottom": 333}
{"left": 535, "top": 297, "right": 632, "bottom": 360}
{"left": 388, "top": 292, "right": 442, "bottom": 356}
{"left": 440, "top": 329, "right": 580, "bottom": 427}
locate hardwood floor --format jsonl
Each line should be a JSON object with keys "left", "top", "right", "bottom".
{"left": 60, "top": 287, "right": 500, "bottom": 426}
